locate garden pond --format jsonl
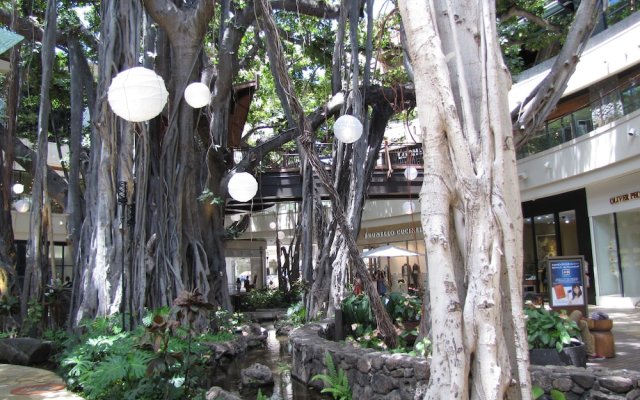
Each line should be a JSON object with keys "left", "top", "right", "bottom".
{"left": 207, "top": 326, "right": 326, "bottom": 400}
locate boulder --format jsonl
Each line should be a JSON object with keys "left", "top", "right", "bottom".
{"left": 205, "top": 386, "right": 242, "bottom": 400}
{"left": 240, "top": 363, "right": 274, "bottom": 387}
{"left": 0, "top": 338, "right": 53, "bottom": 365}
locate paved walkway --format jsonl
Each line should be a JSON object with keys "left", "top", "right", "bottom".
{"left": 0, "top": 364, "right": 82, "bottom": 400}
{"left": 585, "top": 306, "right": 640, "bottom": 372}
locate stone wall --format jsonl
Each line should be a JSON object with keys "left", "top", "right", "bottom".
{"left": 530, "top": 365, "right": 640, "bottom": 399}
{"left": 290, "top": 320, "right": 429, "bottom": 400}
{"left": 290, "top": 320, "right": 640, "bottom": 400}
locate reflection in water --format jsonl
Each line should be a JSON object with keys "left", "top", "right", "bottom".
{"left": 207, "top": 328, "right": 326, "bottom": 399}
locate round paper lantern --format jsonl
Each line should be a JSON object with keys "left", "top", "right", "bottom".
{"left": 277, "top": 231, "right": 285, "bottom": 240}
{"left": 334, "top": 115, "right": 363, "bottom": 143}
{"left": 14, "top": 198, "right": 30, "bottom": 213}
{"left": 228, "top": 172, "right": 258, "bottom": 202}
{"left": 402, "top": 201, "right": 415, "bottom": 214}
{"left": 107, "top": 67, "right": 169, "bottom": 122}
{"left": 12, "top": 183, "right": 24, "bottom": 194}
{"left": 269, "top": 221, "right": 277, "bottom": 230}
{"left": 184, "top": 82, "right": 210, "bottom": 108}
{"left": 404, "top": 166, "right": 418, "bottom": 181}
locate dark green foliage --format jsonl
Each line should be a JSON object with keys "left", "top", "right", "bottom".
{"left": 342, "top": 293, "right": 374, "bottom": 332}
{"left": 384, "top": 292, "right": 422, "bottom": 323}
{"left": 239, "top": 288, "right": 301, "bottom": 311}
{"left": 525, "top": 307, "right": 579, "bottom": 352}
{"left": 59, "top": 301, "right": 243, "bottom": 400}
{"left": 311, "top": 352, "right": 352, "bottom": 400}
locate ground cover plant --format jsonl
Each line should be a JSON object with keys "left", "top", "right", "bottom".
{"left": 59, "top": 290, "right": 243, "bottom": 399}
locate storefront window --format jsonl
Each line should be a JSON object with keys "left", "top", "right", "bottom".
{"left": 617, "top": 209, "right": 640, "bottom": 297}
{"left": 592, "top": 214, "right": 622, "bottom": 296}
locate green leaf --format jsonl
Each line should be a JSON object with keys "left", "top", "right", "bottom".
{"left": 550, "top": 389, "right": 567, "bottom": 400}
{"left": 532, "top": 385, "right": 545, "bottom": 399}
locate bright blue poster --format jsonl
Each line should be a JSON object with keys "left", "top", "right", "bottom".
{"left": 548, "top": 257, "right": 585, "bottom": 307}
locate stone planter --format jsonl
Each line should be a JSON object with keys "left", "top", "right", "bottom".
{"left": 529, "top": 342, "right": 586, "bottom": 368}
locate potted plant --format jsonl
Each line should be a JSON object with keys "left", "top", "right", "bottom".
{"left": 525, "top": 306, "right": 586, "bottom": 367}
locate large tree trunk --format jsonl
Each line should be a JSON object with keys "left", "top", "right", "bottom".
{"left": 0, "top": 4, "right": 21, "bottom": 295}
{"left": 21, "top": 0, "right": 57, "bottom": 325}
{"left": 72, "top": 0, "right": 141, "bottom": 324}
{"left": 399, "top": 1, "right": 530, "bottom": 399}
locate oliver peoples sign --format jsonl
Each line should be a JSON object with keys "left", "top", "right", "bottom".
{"left": 610, "top": 190, "right": 640, "bottom": 204}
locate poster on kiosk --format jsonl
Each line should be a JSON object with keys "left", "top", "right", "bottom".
{"left": 547, "top": 256, "right": 587, "bottom": 315}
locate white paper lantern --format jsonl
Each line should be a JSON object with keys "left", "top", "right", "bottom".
{"left": 277, "top": 231, "right": 285, "bottom": 240}
{"left": 14, "top": 198, "right": 30, "bottom": 213}
{"left": 12, "top": 183, "right": 24, "bottom": 194}
{"left": 228, "top": 172, "right": 258, "bottom": 202}
{"left": 402, "top": 201, "right": 415, "bottom": 215}
{"left": 107, "top": 67, "right": 169, "bottom": 122}
{"left": 269, "top": 221, "right": 277, "bottom": 230}
{"left": 184, "top": 82, "right": 211, "bottom": 108}
{"left": 334, "top": 115, "right": 363, "bottom": 143}
{"left": 404, "top": 166, "right": 418, "bottom": 181}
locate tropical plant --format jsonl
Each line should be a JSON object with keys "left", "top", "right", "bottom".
{"left": 285, "top": 301, "right": 306, "bottom": 326}
{"left": 342, "top": 294, "right": 374, "bottom": 333}
{"left": 525, "top": 307, "right": 580, "bottom": 352}
{"left": 311, "top": 352, "right": 352, "bottom": 400}
{"left": 533, "top": 385, "right": 567, "bottom": 400}
{"left": 384, "top": 292, "right": 422, "bottom": 323}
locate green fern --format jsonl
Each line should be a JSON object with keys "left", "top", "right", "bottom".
{"left": 311, "top": 352, "right": 352, "bottom": 400}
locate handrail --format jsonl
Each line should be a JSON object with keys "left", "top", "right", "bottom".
{"left": 235, "top": 143, "right": 424, "bottom": 172}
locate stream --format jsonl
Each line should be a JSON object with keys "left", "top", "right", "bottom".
{"left": 207, "top": 327, "right": 327, "bottom": 399}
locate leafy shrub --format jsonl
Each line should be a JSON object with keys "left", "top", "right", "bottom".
{"left": 384, "top": 292, "right": 422, "bottom": 323}
{"left": 59, "top": 293, "right": 242, "bottom": 400}
{"left": 285, "top": 301, "right": 306, "bottom": 326}
{"left": 311, "top": 352, "right": 352, "bottom": 400}
{"left": 342, "top": 294, "right": 374, "bottom": 332}
{"left": 525, "top": 307, "right": 579, "bottom": 352}
{"left": 240, "top": 288, "right": 301, "bottom": 310}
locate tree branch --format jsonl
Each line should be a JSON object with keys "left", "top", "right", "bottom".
{"left": 512, "top": 0, "right": 602, "bottom": 147}
{"left": 0, "top": 124, "right": 68, "bottom": 208}
{"left": 499, "top": 6, "right": 562, "bottom": 33}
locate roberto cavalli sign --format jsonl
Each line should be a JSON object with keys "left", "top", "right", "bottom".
{"left": 547, "top": 256, "right": 586, "bottom": 314}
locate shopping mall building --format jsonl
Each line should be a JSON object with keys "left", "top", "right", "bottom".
{"left": 8, "top": 8, "right": 640, "bottom": 308}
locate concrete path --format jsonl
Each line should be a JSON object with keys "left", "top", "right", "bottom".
{"left": 586, "top": 306, "right": 640, "bottom": 372}
{"left": 0, "top": 364, "right": 82, "bottom": 400}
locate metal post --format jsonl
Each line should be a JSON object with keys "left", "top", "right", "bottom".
{"left": 117, "top": 182, "right": 128, "bottom": 330}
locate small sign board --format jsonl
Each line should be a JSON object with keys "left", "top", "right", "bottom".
{"left": 547, "top": 256, "right": 587, "bottom": 315}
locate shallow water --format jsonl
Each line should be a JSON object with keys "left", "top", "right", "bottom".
{"left": 206, "top": 328, "right": 327, "bottom": 399}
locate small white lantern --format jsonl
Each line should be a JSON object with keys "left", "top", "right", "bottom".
{"left": 228, "top": 172, "right": 258, "bottom": 202}
{"left": 334, "top": 115, "right": 363, "bottom": 143}
{"left": 184, "top": 82, "right": 211, "bottom": 108}
{"left": 402, "top": 201, "right": 415, "bottom": 214}
{"left": 107, "top": 67, "right": 169, "bottom": 122}
{"left": 269, "top": 221, "right": 277, "bottom": 230}
{"left": 404, "top": 166, "right": 418, "bottom": 181}
{"left": 14, "top": 198, "right": 30, "bottom": 213}
{"left": 12, "top": 183, "right": 24, "bottom": 194}
{"left": 277, "top": 231, "right": 285, "bottom": 240}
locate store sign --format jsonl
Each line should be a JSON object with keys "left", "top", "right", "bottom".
{"left": 547, "top": 256, "right": 587, "bottom": 314}
{"left": 609, "top": 190, "right": 640, "bottom": 204}
{"left": 363, "top": 226, "right": 423, "bottom": 239}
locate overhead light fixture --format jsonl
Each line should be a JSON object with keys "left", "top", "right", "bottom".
{"left": 628, "top": 128, "right": 638, "bottom": 137}
{"left": 277, "top": 231, "right": 285, "bottom": 240}
{"left": 13, "top": 198, "right": 30, "bottom": 213}
{"left": 269, "top": 221, "right": 277, "bottom": 230}
{"left": 12, "top": 183, "right": 24, "bottom": 194}
{"left": 184, "top": 82, "right": 211, "bottom": 108}
{"left": 334, "top": 115, "right": 363, "bottom": 143}
{"left": 227, "top": 172, "right": 258, "bottom": 202}
{"left": 107, "top": 67, "right": 169, "bottom": 122}
{"left": 404, "top": 167, "right": 418, "bottom": 181}
{"left": 402, "top": 201, "right": 415, "bottom": 214}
